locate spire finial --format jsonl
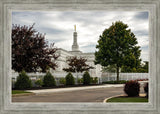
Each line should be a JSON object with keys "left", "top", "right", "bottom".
{"left": 74, "top": 25, "right": 76, "bottom": 32}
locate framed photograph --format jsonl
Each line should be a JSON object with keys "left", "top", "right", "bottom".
{"left": 0, "top": 0, "right": 160, "bottom": 114}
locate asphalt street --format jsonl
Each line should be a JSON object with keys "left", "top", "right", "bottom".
{"left": 12, "top": 87, "right": 125, "bottom": 102}
{"left": 12, "top": 86, "right": 145, "bottom": 102}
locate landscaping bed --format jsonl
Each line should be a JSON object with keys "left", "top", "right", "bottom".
{"left": 12, "top": 83, "right": 104, "bottom": 90}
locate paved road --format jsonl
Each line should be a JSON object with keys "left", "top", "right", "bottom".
{"left": 12, "top": 86, "right": 145, "bottom": 102}
{"left": 12, "top": 87, "right": 124, "bottom": 102}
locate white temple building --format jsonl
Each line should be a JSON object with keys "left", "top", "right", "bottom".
{"left": 50, "top": 25, "right": 102, "bottom": 77}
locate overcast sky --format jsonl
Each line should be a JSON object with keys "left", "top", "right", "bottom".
{"left": 12, "top": 11, "right": 149, "bottom": 61}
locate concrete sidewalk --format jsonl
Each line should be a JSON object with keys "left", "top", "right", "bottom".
{"left": 26, "top": 84, "right": 124, "bottom": 94}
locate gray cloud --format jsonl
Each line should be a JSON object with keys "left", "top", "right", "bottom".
{"left": 141, "top": 46, "right": 149, "bottom": 51}
{"left": 38, "top": 27, "right": 65, "bottom": 35}
{"left": 134, "top": 12, "right": 148, "bottom": 20}
{"left": 133, "top": 30, "right": 148, "bottom": 37}
{"left": 12, "top": 11, "right": 149, "bottom": 61}
{"left": 47, "top": 38, "right": 67, "bottom": 44}
{"left": 81, "top": 44, "right": 96, "bottom": 49}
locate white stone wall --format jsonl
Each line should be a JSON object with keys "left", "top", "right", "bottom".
{"left": 52, "top": 48, "right": 102, "bottom": 77}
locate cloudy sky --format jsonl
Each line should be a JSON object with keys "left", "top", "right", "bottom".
{"left": 12, "top": 11, "right": 149, "bottom": 61}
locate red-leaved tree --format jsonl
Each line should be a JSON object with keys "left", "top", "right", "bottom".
{"left": 63, "top": 56, "right": 94, "bottom": 83}
{"left": 12, "top": 24, "right": 59, "bottom": 72}
{"left": 63, "top": 56, "right": 94, "bottom": 73}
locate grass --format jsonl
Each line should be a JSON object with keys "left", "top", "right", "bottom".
{"left": 12, "top": 90, "right": 32, "bottom": 94}
{"left": 107, "top": 97, "right": 148, "bottom": 102}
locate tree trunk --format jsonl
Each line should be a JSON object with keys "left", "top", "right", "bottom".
{"left": 116, "top": 66, "right": 119, "bottom": 81}
{"left": 76, "top": 71, "right": 78, "bottom": 85}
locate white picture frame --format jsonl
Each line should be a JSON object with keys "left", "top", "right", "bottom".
{"left": 0, "top": 0, "right": 159, "bottom": 114}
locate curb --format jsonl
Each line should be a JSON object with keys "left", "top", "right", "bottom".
{"left": 12, "top": 93, "right": 35, "bottom": 97}
{"left": 26, "top": 84, "right": 124, "bottom": 94}
{"left": 103, "top": 94, "right": 125, "bottom": 103}
{"left": 103, "top": 93, "right": 146, "bottom": 103}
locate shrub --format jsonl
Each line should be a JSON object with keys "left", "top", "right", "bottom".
{"left": 35, "top": 79, "right": 43, "bottom": 87}
{"left": 83, "top": 71, "right": 91, "bottom": 85}
{"left": 43, "top": 72, "right": 56, "bottom": 87}
{"left": 124, "top": 80, "right": 140, "bottom": 97}
{"left": 93, "top": 77, "right": 98, "bottom": 84}
{"left": 90, "top": 77, "right": 98, "bottom": 84}
{"left": 15, "top": 70, "right": 32, "bottom": 90}
{"left": 90, "top": 77, "right": 93, "bottom": 83}
{"left": 65, "top": 73, "right": 75, "bottom": 86}
{"left": 144, "top": 82, "right": 148, "bottom": 98}
{"left": 59, "top": 78, "right": 66, "bottom": 85}
{"left": 78, "top": 78, "right": 83, "bottom": 84}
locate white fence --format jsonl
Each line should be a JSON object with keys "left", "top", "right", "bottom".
{"left": 12, "top": 71, "right": 149, "bottom": 88}
{"left": 12, "top": 72, "right": 97, "bottom": 88}
{"left": 12, "top": 72, "right": 84, "bottom": 80}
{"left": 101, "top": 72, "right": 148, "bottom": 82}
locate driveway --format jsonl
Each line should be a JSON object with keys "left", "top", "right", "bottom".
{"left": 12, "top": 86, "right": 124, "bottom": 102}
{"left": 12, "top": 85, "right": 145, "bottom": 102}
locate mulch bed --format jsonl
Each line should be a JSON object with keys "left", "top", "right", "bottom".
{"left": 12, "top": 84, "right": 104, "bottom": 90}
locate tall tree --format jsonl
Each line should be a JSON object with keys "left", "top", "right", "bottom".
{"left": 95, "top": 21, "right": 141, "bottom": 81}
{"left": 102, "top": 65, "right": 117, "bottom": 73}
{"left": 143, "top": 61, "right": 149, "bottom": 73}
{"left": 12, "top": 24, "right": 59, "bottom": 72}
{"left": 136, "top": 61, "right": 149, "bottom": 73}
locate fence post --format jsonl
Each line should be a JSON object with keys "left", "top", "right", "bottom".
{"left": 108, "top": 73, "right": 109, "bottom": 81}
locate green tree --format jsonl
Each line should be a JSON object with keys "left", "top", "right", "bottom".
{"left": 143, "top": 61, "right": 149, "bottom": 73}
{"left": 121, "top": 66, "right": 137, "bottom": 72}
{"left": 15, "top": 70, "right": 32, "bottom": 90}
{"left": 137, "top": 61, "right": 148, "bottom": 73}
{"left": 43, "top": 72, "right": 56, "bottom": 87}
{"left": 83, "top": 71, "right": 91, "bottom": 85}
{"left": 95, "top": 21, "right": 141, "bottom": 81}
{"left": 102, "top": 65, "right": 117, "bottom": 73}
{"left": 121, "top": 61, "right": 148, "bottom": 73}
{"left": 65, "top": 72, "right": 75, "bottom": 86}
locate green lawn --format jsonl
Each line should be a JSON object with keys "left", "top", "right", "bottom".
{"left": 12, "top": 90, "right": 32, "bottom": 94}
{"left": 107, "top": 97, "right": 148, "bottom": 102}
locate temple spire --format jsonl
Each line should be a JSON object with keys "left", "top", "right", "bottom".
{"left": 74, "top": 25, "right": 76, "bottom": 32}
{"left": 72, "top": 25, "right": 79, "bottom": 51}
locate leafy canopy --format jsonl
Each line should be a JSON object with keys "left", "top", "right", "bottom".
{"left": 95, "top": 21, "right": 141, "bottom": 81}
{"left": 12, "top": 24, "right": 59, "bottom": 72}
{"left": 63, "top": 56, "right": 94, "bottom": 73}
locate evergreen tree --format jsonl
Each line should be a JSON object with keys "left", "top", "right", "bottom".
{"left": 43, "top": 72, "right": 56, "bottom": 87}
{"left": 15, "top": 70, "right": 32, "bottom": 90}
